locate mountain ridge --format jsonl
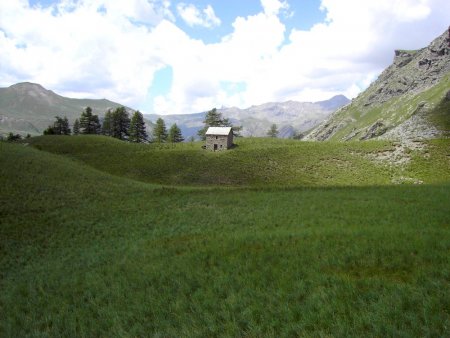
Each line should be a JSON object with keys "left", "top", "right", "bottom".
{"left": 305, "top": 28, "right": 450, "bottom": 141}
{"left": 145, "top": 95, "right": 350, "bottom": 139}
{"left": 0, "top": 81, "right": 349, "bottom": 138}
{"left": 0, "top": 82, "right": 130, "bottom": 136}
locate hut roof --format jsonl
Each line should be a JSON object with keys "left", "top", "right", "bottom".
{"left": 205, "top": 127, "right": 232, "bottom": 136}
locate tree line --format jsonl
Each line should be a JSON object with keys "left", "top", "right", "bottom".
{"left": 35, "top": 106, "right": 296, "bottom": 143}
{"left": 43, "top": 106, "right": 184, "bottom": 143}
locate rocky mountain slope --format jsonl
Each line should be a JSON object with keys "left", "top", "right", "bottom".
{"left": 0, "top": 82, "right": 129, "bottom": 136}
{"left": 146, "top": 95, "right": 350, "bottom": 139}
{"left": 305, "top": 28, "right": 450, "bottom": 141}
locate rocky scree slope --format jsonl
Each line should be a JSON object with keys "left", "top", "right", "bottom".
{"left": 305, "top": 29, "right": 450, "bottom": 142}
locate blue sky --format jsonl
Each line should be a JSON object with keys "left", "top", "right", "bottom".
{"left": 1, "top": 0, "right": 449, "bottom": 115}
{"left": 174, "top": 0, "right": 325, "bottom": 43}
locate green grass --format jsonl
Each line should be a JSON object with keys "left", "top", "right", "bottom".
{"left": 1, "top": 138, "right": 450, "bottom": 337}
{"left": 428, "top": 97, "right": 450, "bottom": 136}
{"left": 25, "top": 135, "right": 450, "bottom": 186}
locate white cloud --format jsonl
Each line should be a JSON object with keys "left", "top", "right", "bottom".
{"left": 0, "top": 0, "right": 174, "bottom": 106}
{"left": 176, "top": 3, "right": 221, "bottom": 28}
{"left": 0, "top": 0, "right": 449, "bottom": 116}
{"left": 261, "top": 0, "right": 290, "bottom": 16}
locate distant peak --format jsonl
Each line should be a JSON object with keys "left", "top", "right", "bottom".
{"left": 10, "top": 82, "right": 46, "bottom": 89}
{"left": 329, "top": 94, "right": 349, "bottom": 100}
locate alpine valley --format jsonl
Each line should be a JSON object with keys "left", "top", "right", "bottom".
{"left": 0, "top": 82, "right": 349, "bottom": 139}
{"left": 1, "top": 27, "right": 450, "bottom": 338}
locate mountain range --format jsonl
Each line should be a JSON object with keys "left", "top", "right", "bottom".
{"left": 145, "top": 95, "right": 350, "bottom": 139}
{"left": 1, "top": 29, "right": 448, "bottom": 141}
{"left": 305, "top": 28, "right": 450, "bottom": 141}
{"left": 0, "top": 81, "right": 349, "bottom": 139}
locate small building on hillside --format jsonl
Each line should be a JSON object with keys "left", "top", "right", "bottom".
{"left": 205, "top": 127, "right": 233, "bottom": 151}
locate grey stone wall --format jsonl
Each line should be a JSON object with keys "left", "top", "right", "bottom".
{"left": 206, "top": 134, "right": 233, "bottom": 151}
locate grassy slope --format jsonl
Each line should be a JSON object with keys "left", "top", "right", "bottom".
{"left": 26, "top": 135, "right": 450, "bottom": 186}
{"left": 1, "top": 139, "right": 450, "bottom": 336}
{"left": 326, "top": 73, "right": 450, "bottom": 141}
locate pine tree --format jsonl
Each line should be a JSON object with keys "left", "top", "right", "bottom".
{"left": 267, "top": 123, "right": 279, "bottom": 138}
{"left": 168, "top": 123, "right": 184, "bottom": 143}
{"left": 62, "top": 116, "right": 71, "bottom": 135}
{"left": 79, "top": 107, "right": 92, "bottom": 133}
{"left": 111, "top": 106, "right": 130, "bottom": 140}
{"left": 7, "top": 132, "right": 22, "bottom": 141}
{"left": 129, "top": 110, "right": 148, "bottom": 143}
{"left": 43, "top": 116, "right": 71, "bottom": 135}
{"left": 197, "top": 108, "right": 241, "bottom": 140}
{"left": 73, "top": 118, "right": 80, "bottom": 135}
{"left": 91, "top": 114, "right": 102, "bottom": 135}
{"left": 79, "top": 107, "right": 101, "bottom": 134}
{"left": 102, "top": 110, "right": 113, "bottom": 136}
{"left": 153, "top": 117, "right": 168, "bottom": 143}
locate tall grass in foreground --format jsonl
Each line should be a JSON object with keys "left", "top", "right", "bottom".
{"left": 1, "top": 142, "right": 449, "bottom": 336}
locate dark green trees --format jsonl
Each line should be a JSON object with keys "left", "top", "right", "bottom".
{"left": 73, "top": 119, "right": 80, "bottom": 135}
{"left": 168, "top": 123, "right": 184, "bottom": 143}
{"left": 129, "top": 111, "right": 148, "bottom": 143}
{"left": 79, "top": 107, "right": 101, "bottom": 134}
{"left": 197, "top": 108, "right": 230, "bottom": 140}
{"left": 111, "top": 107, "right": 130, "bottom": 140}
{"left": 6, "top": 132, "right": 22, "bottom": 142}
{"left": 267, "top": 124, "right": 279, "bottom": 138}
{"left": 197, "top": 108, "right": 241, "bottom": 140}
{"left": 43, "top": 116, "right": 71, "bottom": 135}
{"left": 41, "top": 106, "right": 151, "bottom": 143}
{"left": 153, "top": 118, "right": 168, "bottom": 143}
{"left": 101, "top": 107, "right": 131, "bottom": 140}
{"left": 102, "top": 110, "right": 113, "bottom": 136}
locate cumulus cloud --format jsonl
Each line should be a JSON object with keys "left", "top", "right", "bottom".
{"left": 0, "top": 0, "right": 449, "bottom": 116}
{"left": 0, "top": 0, "right": 174, "bottom": 105}
{"left": 261, "top": 0, "right": 291, "bottom": 17}
{"left": 176, "top": 3, "right": 221, "bottom": 28}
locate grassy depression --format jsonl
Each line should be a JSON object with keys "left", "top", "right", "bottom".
{"left": 25, "top": 135, "right": 450, "bottom": 186}
{"left": 1, "top": 138, "right": 449, "bottom": 337}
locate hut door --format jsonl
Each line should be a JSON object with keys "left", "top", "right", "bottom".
{"left": 214, "top": 144, "right": 218, "bottom": 151}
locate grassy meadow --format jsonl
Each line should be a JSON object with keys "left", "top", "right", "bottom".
{"left": 1, "top": 136, "right": 450, "bottom": 337}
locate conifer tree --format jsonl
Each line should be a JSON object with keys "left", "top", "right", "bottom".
{"left": 267, "top": 123, "right": 279, "bottom": 138}
{"left": 6, "top": 132, "right": 22, "bottom": 141}
{"left": 129, "top": 110, "right": 148, "bottom": 143}
{"left": 73, "top": 118, "right": 80, "bottom": 135}
{"left": 153, "top": 117, "right": 168, "bottom": 143}
{"left": 111, "top": 106, "right": 130, "bottom": 140}
{"left": 61, "top": 116, "right": 71, "bottom": 135}
{"left": 102, "top": 110, "right": 113, "bottom": 136}
{"left": 79, "top": 107, "right": 101, "bottom": 134}
{"left": 43, "top": 116, "right": 71, "bottom": 135}
{"left": 168, "top": 123, "right": 184, "bottom": 143}
{"left": 197, "top": 108, "right": 241, "bottom": 140}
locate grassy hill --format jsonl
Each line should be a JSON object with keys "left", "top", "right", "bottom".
{"left": 1, "top": 137, "right": 450, "bottom": 336}
{"left": 26, "top": 135, "right": 450, "bottom": 186}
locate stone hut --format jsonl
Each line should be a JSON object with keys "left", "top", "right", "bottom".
{"left": 205, "top": 127, "right": 233, "bottom": 151}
